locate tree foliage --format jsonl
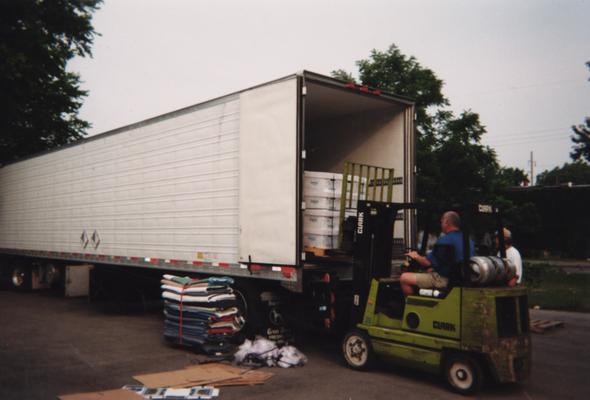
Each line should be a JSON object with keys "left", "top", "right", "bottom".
{"left": 570, "top": 62, "right": 590, "bottom": 164}
{"left": 571, "top": 117, "right": 590, "bottom": 163}
{"left": 536, "top": 161, "right": 590, "bottom": 186}
{"left": 495, "top": 166, "right": 529, "bottom": 187}
{"left": 356, "top": 46, "right": 448, "bottom": 136}
{"left": 0, "top": 0, "right": 102, "bottom": 165}
{"left": 331, "top": 44, "right": 522, "bottom": 205}
{"left": 331, "top": 69, "right": 355, "bottom": 83}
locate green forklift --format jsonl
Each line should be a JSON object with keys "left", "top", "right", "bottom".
{"left": 342, "top": 202, "right": 531, "bottom": 395}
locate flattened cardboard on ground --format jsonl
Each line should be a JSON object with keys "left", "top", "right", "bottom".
{"left": 183, "top": 363, "right": 273, "bottom": 387}
{"left": 213, "top": 370, "right": 274, "bottom": 387}
{"left": 133, "top": 365, "right": 238, "bottom": 388}
{"left": 58, "top": 388, "right": 143, "bottom": 400}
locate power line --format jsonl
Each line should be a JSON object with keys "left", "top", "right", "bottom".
{"left": 491, "top": 135, "right": 571, "bottom": 147}
{"left": 455, "top": 79, "right": 585, "bottom": 97}
{"left": 484, "top": 126, "right": 569, "bottom": 139}
{"left": 485, "top": 132, "right": 570, "bottom": 144}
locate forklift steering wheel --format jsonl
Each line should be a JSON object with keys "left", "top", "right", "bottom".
{"left": 402, "top": 249, "right": 423, "bottom": 272}
{"left": 406, "top": 258, "right": 423, "bottom": 272}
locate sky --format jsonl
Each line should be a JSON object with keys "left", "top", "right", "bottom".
{"left": 69, "top": 0, "right": 590, "bottom": 181}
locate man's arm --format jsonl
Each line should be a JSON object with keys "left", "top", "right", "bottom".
{"left": 405, "top": 251, "right": 433, "bottom": 268}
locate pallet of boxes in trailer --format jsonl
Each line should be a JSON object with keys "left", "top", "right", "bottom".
{"left": 0, "top": 71, "right": 416, "bottom": 335}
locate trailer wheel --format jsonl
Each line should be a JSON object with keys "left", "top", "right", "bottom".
{"left": 44, "top": 263, "right": 61, "bottom": 288}
{"left": 233, "top": 283, "right": 266, "bottom": 338}
{"left": 342, "top": 329, "right": 374, "bottom": 370}
{"left": 444, "top": 353, "right": 483, "bottom": 395}
{"left": 11, "top": 265, "right": 31, "bottom": 291}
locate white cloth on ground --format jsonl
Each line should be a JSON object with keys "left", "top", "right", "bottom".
{"left": 234, "top": 337, "right": 307, "bottom": 368}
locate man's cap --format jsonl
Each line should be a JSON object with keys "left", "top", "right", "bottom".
{"left": 495, "top": 228, "right": 512, "bottom": 238}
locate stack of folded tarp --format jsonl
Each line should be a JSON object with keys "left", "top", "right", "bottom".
{"left": 161, "top": 274, "right": 244, "bottom": 355}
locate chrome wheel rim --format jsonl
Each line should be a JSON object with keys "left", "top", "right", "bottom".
{"left": 344, "top": 335, "right": 368, "bottom": 367}
{"left": 11, "top": 268, "right": 25, "bottom": 287}
{"left": 449, "top": 361, "right": 474, "bottom": 391}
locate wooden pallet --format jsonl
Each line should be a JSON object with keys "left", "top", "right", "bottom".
{"left": 530, "top": 319, "right": 564, "bottom": 334}
{"left": 304, "top": 245, "right": 329, "bottom": 257}
{"left": 304, "top": 246, "right": 352, "bottom": 259}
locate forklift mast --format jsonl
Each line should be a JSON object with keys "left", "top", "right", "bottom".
{"left": 351, "top": 201, "right": 397, "bottom": 324}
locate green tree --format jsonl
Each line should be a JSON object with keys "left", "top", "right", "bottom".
{"left": 571, "top": 117, "right": 590, "bottom": 163}
{"left": 536, "top": 162, "right": 590, "bottom": 185}
{"left": 431, "top": 110, "right": 500, "bottom": 204}
{"left": 332, "top": 44, "right": 503, "bottom": 204}
{"left": 0, "top": 0, "right": 102, "bottom": 165}
{"left": 356, "top": 45, "right": 448, "bottom": 136}
{"left": 331, "top": 69, "right": 355, "bottom": 83}
{"left": 495, "top": 166, "right": 529, "bottom": 187}
{"left": 570, "top": 62, "right": 590, "bottom": 163}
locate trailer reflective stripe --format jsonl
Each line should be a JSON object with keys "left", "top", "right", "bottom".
{"left": 0, "top": 247, "right": 299, "bottom": 282}
{"left": 281, "top": 267, "right": 296, "bottom": 278}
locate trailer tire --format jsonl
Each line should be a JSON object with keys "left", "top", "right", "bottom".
{"left": 10, "top": 264, "right": 31, "bottom": 291}
{"left": 443, "top": 353, "right": 484, "bottom": 395}
{"left": 233, "top": 283, "right": 266, "bottom": 338}
{"left": 342, "top": 329, "right": 374, "bottom": 370}
{"left": 44, "top": 263, "right": 62, "bottom": 288}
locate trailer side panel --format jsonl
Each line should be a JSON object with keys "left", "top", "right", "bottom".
{"left": 0, "top": 97, "right": 241, "bottom": 265}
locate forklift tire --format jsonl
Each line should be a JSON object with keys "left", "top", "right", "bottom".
{"left": 443, "top": 353, "right": 484, "bottom": 395}
{"left": 342, "top": 329, "right": 374, "bottom": 370}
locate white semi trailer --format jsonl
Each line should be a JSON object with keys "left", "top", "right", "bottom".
{"left": 0, "top": 71, "right": 415, "bottom": 332}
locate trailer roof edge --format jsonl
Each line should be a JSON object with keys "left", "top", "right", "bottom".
{"left": 2, "top": 70, "right": 414, "bottom": 167}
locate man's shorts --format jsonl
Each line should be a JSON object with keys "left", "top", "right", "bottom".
{"left": 414, "top": 272, "right": 449, "bottom": 289}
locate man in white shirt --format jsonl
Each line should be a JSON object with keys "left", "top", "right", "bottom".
{"left": 497, "top": 228, "right": 523, "bottom": 286}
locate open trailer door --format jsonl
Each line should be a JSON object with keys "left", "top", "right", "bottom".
{"left": 238, "top": 77, "right": 299, "bottom": 266}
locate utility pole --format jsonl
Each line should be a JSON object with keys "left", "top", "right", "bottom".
{"left": 528, "top": 151, "right": 536, "bottom": 186}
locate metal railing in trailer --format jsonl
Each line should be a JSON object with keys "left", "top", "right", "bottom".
{"left": 337, "top": 162, "right": 399, "bottom": 247}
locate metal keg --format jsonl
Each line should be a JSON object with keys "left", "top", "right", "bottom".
{"left": 489, "top": 256, "right": 507, "bottom": 283}
{"left": 469, "top": 256, "right": 496, "bottom": 286}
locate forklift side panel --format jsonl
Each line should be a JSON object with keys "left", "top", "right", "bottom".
{"left": 365, "top": 325, "right": 460, "bottom": 352}
{"left": 371, "top": 339, "right": 441, "bottom": 374}
{"left": 402, "top": 288, "right": 461, "bottom": 340}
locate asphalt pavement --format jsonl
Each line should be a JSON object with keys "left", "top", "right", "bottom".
{"left": 0, "top": 289, "right": 588, "bottom": 400}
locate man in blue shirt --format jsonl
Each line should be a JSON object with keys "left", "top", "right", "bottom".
{"left": 401, "top": 211, "right": 474, "bottom": 296}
